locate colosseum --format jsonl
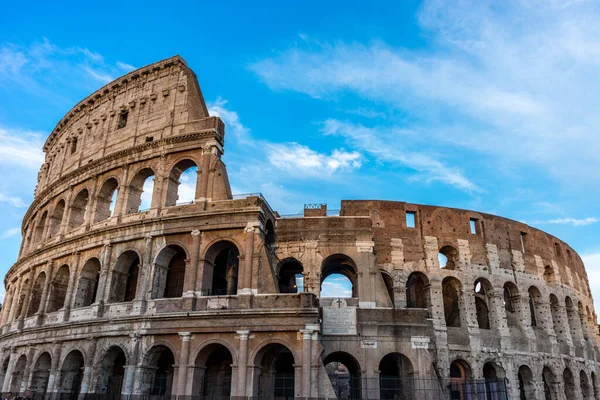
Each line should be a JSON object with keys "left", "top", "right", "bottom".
{"left": 0, "top": 55, "right": 598, "bottom": 400}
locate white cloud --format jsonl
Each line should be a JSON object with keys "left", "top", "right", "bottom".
{"left": 117, "top": 61, "right": 136, "bottom": 72}
{"left": 249, "top": 1, "right": 600, "bottom": 188}
{"left": 208, "top": 98, "right": 251, "bottom": 142}
{"left": 582, "top": 251, "right": 600, "bottom": 311}
{"left": 545, "top": 217, "right": 598, "bottom": 227}
{"left": 1, "top": 228, "right": 20, "bottom": 239}
{"left": 83, "top": 67, "right": 113, "bottom": 83}
{"left": 321, "top": 275, "right": 353, "bottom": 297}
{"left": 267, "top": 143, "right": 361, "bottom": 176}
{"left": 0, "top": 195, "right": 26, "bottom": 208}
{"left": 0, "top": 126, "right": 45, "bottom": 169}
{"left": 177, "top": 167, "right": 197, "bottom": 204}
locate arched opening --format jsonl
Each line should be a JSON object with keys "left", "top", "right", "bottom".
{"left": 73, "top": 258, "right": 101, "bottom": 308}
{"left": 442, "top": 277, "right": 462, "bottom": 327}
{"left": 543, "top": 265, "right": 555, "bottom": 285}
{"left": 109, "top": 251, "right": 140, "bottom": 303}
{"left": 152, "top": 245, "right": 187, "bottom": 299}
{"left": 542, "top": 366, "right": 556, "bottom": 400}
{"left": 125, "top": 168, "right": 155, "bottom": 213}
{"left": 503, "top": 282, "right": 519, "bottom": 328}
{"left": 474, "top": 278, "right": 492, "bottom": 329}
{"left": 49, "top": 200, "right": 65, "bottom": 237}
{"left": 549, "top": 295, "right": 566, "bottom": 344}
{"left": 277, "top": 259, "right": 303, "bottom": 294}
{"left": 439, "top": 245, "right": 459, "bottom": 269}
{"left": 580, "top": 370, "right": 591, "bottom": 399}
{"left": 324, "top": 352, "right": 361, "bottom": 400}
{"left": 94, "top": 178, "right": 119, "bottom": 222}
{"left": 142, "top": 346, "right": 175, "bottom": 396}
{"left": 563, "top": 368, "right": 575, "bottom": 399}
{"left": 35, "top": 211, "right": 48, "bottom": 243}
{"left": 381, "top": 271, "right": 395, "bottom": 306}
{"left": 0, "top": 357, "right": 9, "bottom": 393}
{"left": 379, "top": 353, "right": 414, "bottom": 400}
{"left": 10, "top": 355, "right": 27, "bottom": 393}
{"left": 449, "top": 359, "right": 472, "bottom": 400}
{"left": 255, "top": 343, "right": 295, "bottom": 400}
{"left": 30, "top": 352, "right": 52, "bottom": 397}
{"left": 15, "top": 279, "right": 30, "bottom": 319}
{"left": 165, "top": 160, "right": 197, "bottom": 206}
{"left": 59, "top": 350, "right": 84, "bottom": 398}
{"left": 203, "top": 241, "right": 240, "bottom": 296}
{"left": 69, "top": 189, "right": 89, "bottom": 228}
{"left": 47, "top": 265, "right": 70, "bottom": 313}
{"left": 321, "top": 254, "right": 358, "bottom": 298}
{"left": 517, "top": 365, "right": 535, "bottom": 400}
{"left": 26, "top": 272, "right": 46, "bottom": 317}
{"left": 528, "top": 286, "right": 542, "bottom": 328}
{"left": 406, "top": 272, "right": 429, "bottom": 309}
{"left": 193, "top": 344, "right": 234, "bottom": 398}
{"left": 96, "top": 346, "right": 127, "bottom": 394}
{"left": 483, "top": 362, "right": 507, "bottom": 398}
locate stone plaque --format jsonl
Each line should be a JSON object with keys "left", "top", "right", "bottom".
{"left": 411, "top": 336, "right": 430, "bottom": 349}
{"left": 361, "top": 340, "right": 377, "bottom": 349}
{"left": 323, "top": 298, "right": 357, "bottom": 335}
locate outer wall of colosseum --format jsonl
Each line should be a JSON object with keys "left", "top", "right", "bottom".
{"left": 0, "top": 56, "right": 598, "bottom": 399}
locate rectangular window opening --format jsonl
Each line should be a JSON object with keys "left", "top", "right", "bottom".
{"left": 520, "top": 232, "right": 527, "bottom": 253}
{"left": 117, "top": 111, "right": 128, "bottom": 129}
{"left": 70, "top": 137, "right": 78, "bottom": 154}
{"left": 469, "top": 218, "right": 478, "bottom": 234}
{"left": 145, "top": 136, "right": 154, "bottom": 142}
{"left": 406, "top": 211, "right": 416, "bottom": 228}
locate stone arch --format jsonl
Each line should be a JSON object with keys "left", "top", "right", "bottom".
{"left": 563, "top": 367, "right": 575, "bottom": 399}
{"left": 253, "top": 342, "right": 296, "bottom": 399}
{"left": 580, "top": 370, "right": 591, "bottom": 399}
{"left": 48, "top": 199, "right": 66, "bottom": 237}
{"left": 0, "top": 356, "right": 9, "bottom": 393}
{"left": 528, "top": 286, "right": 543, "bottom": 327}
{"left": 69, "top": 189, "right": 89, "bottom": 228}
{"left": 165, "top": 159, "right": 198, "bottom": 206}
{"left": 192, "top": 343, "right": 234, "bottom": 398}
{"left": 406, "top": 271, "right": 430, "bottom": 309}
{"left": 381, "top": 270, "right": 395, "bottom": 306}
{"left": 125, "top": 167, "right": 156, "bottom": 213}
{"left": 47, "top": 264, "right": 70, "bottom": 313}
{"left": 503, "top": 282, "right": 519, "bottom": 328}
{"left": 140, "top": 344, "right": 176, "bottom": 396}
{"left": 34, "top": 210, "right": 48, "bottom": 243}
{"left": 26, "top": 271, "right": 46, "bottom": 317}
{"left": 95, "top": 345, "right": 127, "bottom": 394}
{"left": 30, "top": 351, "right": 52, "bottom": 397}
{"left": 449, "top": 359, "right": 472, "bottom": 399}
{"left": 152, "top": 244, "right": 187, "bottom": 299}
{"left": 324, "top": 351, "right": 362, "bottom": 400}
{"left": 379, "top": 353, "right": 414, "bottom": 400}
{"left": 438, "top": 245, "right": 459, "bottom": 270}
{"left": 73, "top": 258, "right": 101, "bottom": 308}
{"left": 442, "top": 276, "right": 463, "bottom": 327}
{"left": 542, "top": 366, "right": 557, "bottom": 400}
{"left": 9, "top": 354, "right": 27, "bottom": 393}
{"left": 202, "top": 240, "right": 240, "bottom": 296}
{"left": 517, "top": 365, "right": 535, "bottom": 400}
{"left": 474, "top": 278, "right": 492, "bottom": 329}
{"left": 59, "top": 350, "right": 85, "bottom": 398}
{"left": 482, "top": 361, "right": 507, "bottom": 398}
{"left": 320, "top": 254, "right": 358, "bottom": 298}
{"left": 109, "top": 250, "right": 141, "bottom": 303}
{"left": 277, "top": 258, "right": 303, "bottom": 294}
{"left": 94, "top": 177, "right": 119, "bottom": 222}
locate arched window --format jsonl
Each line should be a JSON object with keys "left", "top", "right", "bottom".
{"left": 255, "top": 344, "right": 295, "bottom": 399}
{"left": 96, "top": 346, "right": 127, "bottom": 394}
{"left": 517, "top": 365, "right": 535, "bottom": 400}
{"left": 10, "top": 355, "right": 27, "bottom": 393}
{"left": 193, "top": 344, "right": 234, "bottom": 398}
{"left": 379, "top": 353, "right": 413, "bottom": 400}
{"left": 47, "top": 265, "right": 70, "bottom": 313}
{"left": 503, "top": 282, "right": 519, "bottom": 328}
{"left": 563, "top": 368, "right": 575, "bottom": 399}
{"left": 73, "top": 258, "right": 101, "bottom": 308}
{"left": 94, "top": 178, "right": 119, "bottom": 222}
{"left": 474, "top": 278, "right": 492, "bottom": 329}
{"left": 483, "top": 362, "right": 507, "bottom": 398}
{"left": 109, "top": 251, "right": 140, "bottom": 303}
{"left": 165, "top": 160, "right": 197, "bottom": 206}
{"left": 142, "top": 346, "right": 175, "bottom": 396}
{"left": 49, "top": 200, "right": 65, "bottom": 237}
{"left": 449, "top": 359, "right": 472, "bottom": 399}
{"left": 60, "top": 351, "right": 84, "bottom": 398}
{"left": 277, "top": 259, "right": 303, "bottom": 293}
{"left": 34, "top": 211, "right": 48, "bottom": 243}
{"left": 442, "top": 277, "right": 462, "bottom": 327}
{"left": 321, "top": 254, "right": 358, "bottom": 298}
{"left": 381, "top": 271, "right": 395, "bottom": 306}
{"left": 406, "top": 272, "right": 429, "bottom": 309}
{"left": 152, "top": 245, "right": 186, "bottom": 299}
{"left": 31, "top": 352, "right": 52, "bottom": 397}
{"left": 203, "top": 241, "right": 240, "bottom": 296}
{"left": 0, "top": 357, "right": 9, "bottom": 393}
{"left": 581, "top": 370, "right": 591, "bottom": 399}
{"left": 324, "top": 352, "right": 361, "bottom": 400}
{"left": 69, "top": 189, "right": 89, "bottom": 228}
{"left": 125, "top": 168, "right": 155, "bottom": 213}
{"left": 528, "top": 286, "right": 542, "bottom": 328}
{"left": 26, "top": 272, "right": 46, "bottom": 317}
{"left": 438, "top": 245, "right": 459, "bottom": 269}
{"left": 549, "top": 294, "right": 567, "bottom": 344}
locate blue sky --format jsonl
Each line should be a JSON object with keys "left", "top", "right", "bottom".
{"left": 1, "top": 0, "right": 600, "bottom": 306}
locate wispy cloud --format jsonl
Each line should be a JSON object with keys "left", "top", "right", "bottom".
{"left": 0, "top": 228, "right": 20, "bottom": 239}
{"left": 267, "top": 143, "right": 361, "bottom": 177}
{"left": 544, "top": 217, "right": 598, "bottom": 227}
{"left": 0, "top": 195, "right": 26, "bottom": 208}
{"left": 0, "top": 126, "right": 45, "bottom": 169}
{"left": 116, "top": 61, "right": 136, "bottom": 71}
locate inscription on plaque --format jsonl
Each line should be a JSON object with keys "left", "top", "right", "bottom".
{"left": 411, "top": 336, "right": 430, "bottom": 349}
{"left": 323, "top": 298, "right": 357, "bottom": 335}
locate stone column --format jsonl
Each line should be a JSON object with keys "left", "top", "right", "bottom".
{"left": 7, "top": 278, "right": 24, "bottom": 327}
{"left": 114, "top": 164, "right": 130, "bottom": 217}
{"left": 183, "top": 231, "right": 202, "bottom": 295}
{"left": 135, "top": 236, "right": 153, "bottom": 305}
{"left": 123, "top": 333, "right": 140, "bottom": 395}
{"left": 300, "top": 329, "right": 313, "bottom": 398}
{"left": 96, "top": 243, "right": 113, "bottom": 315}
{"left": 21, "top": 347, "right": 36, "bottom": 393}
{"left": 176, "top": 332, "right": 192, "bottom": 396}
{"left": 78, "top": 339, "right": 97, "bottom": 398}
{"left": 0, "top": 286, "right": 14, "bottom": 327}
{"left": 17, "top": 268, "right": 35, "bottom": 329}
{"left": 1, "top": 348, "right": 16, "bottom": 393}
{"left": 36, "top": 261, "right": 54, "bottom": 325}
{"left": 240, "top": 226, "right": 255, "bottom": 295}
{"left": 83, "top": 177, "right": 98, "bottom": 227}
{"left": 153, "top": 155, "right": 168, "bottom": 209}
{"left": 198, "top": 147, "right": 212, "bottom": 200}
{"left": 45, "top": 342, "right": 62, "bottom": 396}
{"left": 236, "top": 330, "right": 250, "bottom": 397}
{"left": 59, "top": 187, "right": 74, "bottom": 235}
{"left": 63, "top": 252, "right": 80, "bottom": 321}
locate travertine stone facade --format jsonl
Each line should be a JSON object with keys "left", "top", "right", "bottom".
{"left": 1, "top": 56, "right": 599, "bottom": 399}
